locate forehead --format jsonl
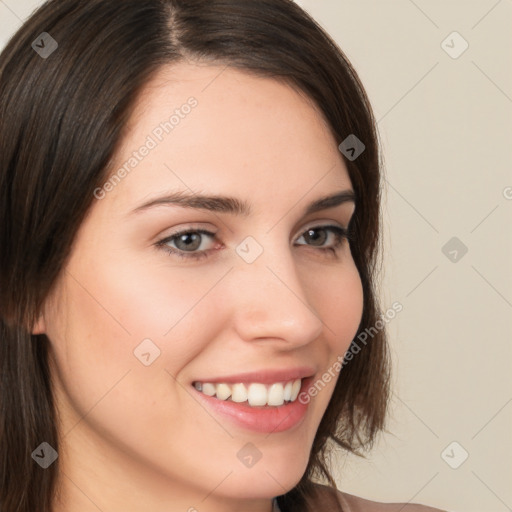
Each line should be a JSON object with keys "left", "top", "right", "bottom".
{"left": 105, "top": 61, "right": 352, "bottom": 213}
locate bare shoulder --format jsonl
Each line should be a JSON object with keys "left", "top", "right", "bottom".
{"left": 310, "top": 483, "right": 449, "bottom": 512}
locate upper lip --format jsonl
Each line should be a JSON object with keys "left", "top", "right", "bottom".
{"left": 192, "top": 366, "right": 316, "bottom": 385}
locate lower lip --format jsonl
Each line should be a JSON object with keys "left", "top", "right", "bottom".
{"left": 191, "top": 377, "right": 313, "bottom": 434}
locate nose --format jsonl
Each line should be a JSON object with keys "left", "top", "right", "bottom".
{"left": 226, "top": 239, "right": 324, "bottom": 348}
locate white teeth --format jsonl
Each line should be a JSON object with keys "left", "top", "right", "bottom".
{"left": 202, "top": 383, "right": 216, "bottom": 396}
{"left": 267, "top": 383, "right": 284, "bottom": 406}
{"left": 215, "top": 383, "right": 231, "bottom": 401}
{"left": 231, "top": 383, "right": 248, "bottom": 403}
{"left": 290, "top": 379, "right": 301, "bottom": 401}
{"left": 193, "top": 378, "right": 303, "bottom": 407}
{"left": 247, "top": 383, "right": 268, "bottom": 406}
{"left": 283, "top": 381, "right": 293, "bottom": 401}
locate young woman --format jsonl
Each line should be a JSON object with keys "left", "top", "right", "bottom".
{"left": 0, "top": 1, "right": 447, "bottom": 511}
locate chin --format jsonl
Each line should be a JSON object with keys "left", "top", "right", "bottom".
{"left": 223, "top": 451, "right": 309, "bottom": 500}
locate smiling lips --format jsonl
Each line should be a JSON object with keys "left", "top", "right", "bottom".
{"left": 191, "top": 375, "right": 314, "bottom": 433}
{"left": 193, "top": 379, "right": 302, "bottom": 407}
{"left": 191, "top": 366, "right": 315, "bottom": 408}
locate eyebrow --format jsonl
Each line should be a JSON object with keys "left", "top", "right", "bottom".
{"left": 130, "top": 189, "right": 355, "bottom": 217}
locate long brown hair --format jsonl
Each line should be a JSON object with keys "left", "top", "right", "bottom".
{"left": 0, "top": 1, "right": 390, "bottom": 510}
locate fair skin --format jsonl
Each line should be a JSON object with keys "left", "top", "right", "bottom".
{"left": 34, "top": 61, "right": 363, "bottom": 512}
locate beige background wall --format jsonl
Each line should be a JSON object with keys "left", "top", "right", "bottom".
{"left": 1, "top": 1, "right": 511, "bottom": 511}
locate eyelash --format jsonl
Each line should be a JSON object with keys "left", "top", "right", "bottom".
{"left": 155, "top": 224, "right": 354, "bottom": 261}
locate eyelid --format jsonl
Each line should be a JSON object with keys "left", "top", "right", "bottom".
{"left": 155, "top": 220, "right": 353, "bottom": 261}
{"left": 157, "top": 219, "right": 348, "bottom": 244}
{"left": 301, "top": 219, "right": 345, "bottom": 232}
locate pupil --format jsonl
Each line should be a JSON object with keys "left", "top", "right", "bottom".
{"left": 306, "top": 228, "right": 326, "bottom": 246}
{"left": 177, "top": 233, "right": 200, "bottom": 250}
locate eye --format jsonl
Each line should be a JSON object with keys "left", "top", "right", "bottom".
{"left": 155, "top": 224, "right": 353, "bottom": 261}
{"left": 155, "top": 228, "right": 217, "bottom": 260}
{"left": 295, "top": 225, "right": 352, "bottom": 257}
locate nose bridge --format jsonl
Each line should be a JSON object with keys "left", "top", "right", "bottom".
{"left": 228, "top": 233, "right": 324, "bottom": 345}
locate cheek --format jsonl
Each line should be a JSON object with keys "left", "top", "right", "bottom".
{"left": 45, "top": 257, "right": 229, "bottom": 467}
{"left": 302, "top": 259, "right": 363, "bottom": 403}
{"left": 46, "top": 254, "right": 227, "bottom": 408}
{"left": 314, "top": 259, "right": 364, "bottom": 351}
{"left": 109, "top": 258, "right": 229, "bottom": 360}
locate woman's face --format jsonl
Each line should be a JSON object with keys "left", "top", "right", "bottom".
{"left": 36, "top": 62, "right": 364, "bottom": 511}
